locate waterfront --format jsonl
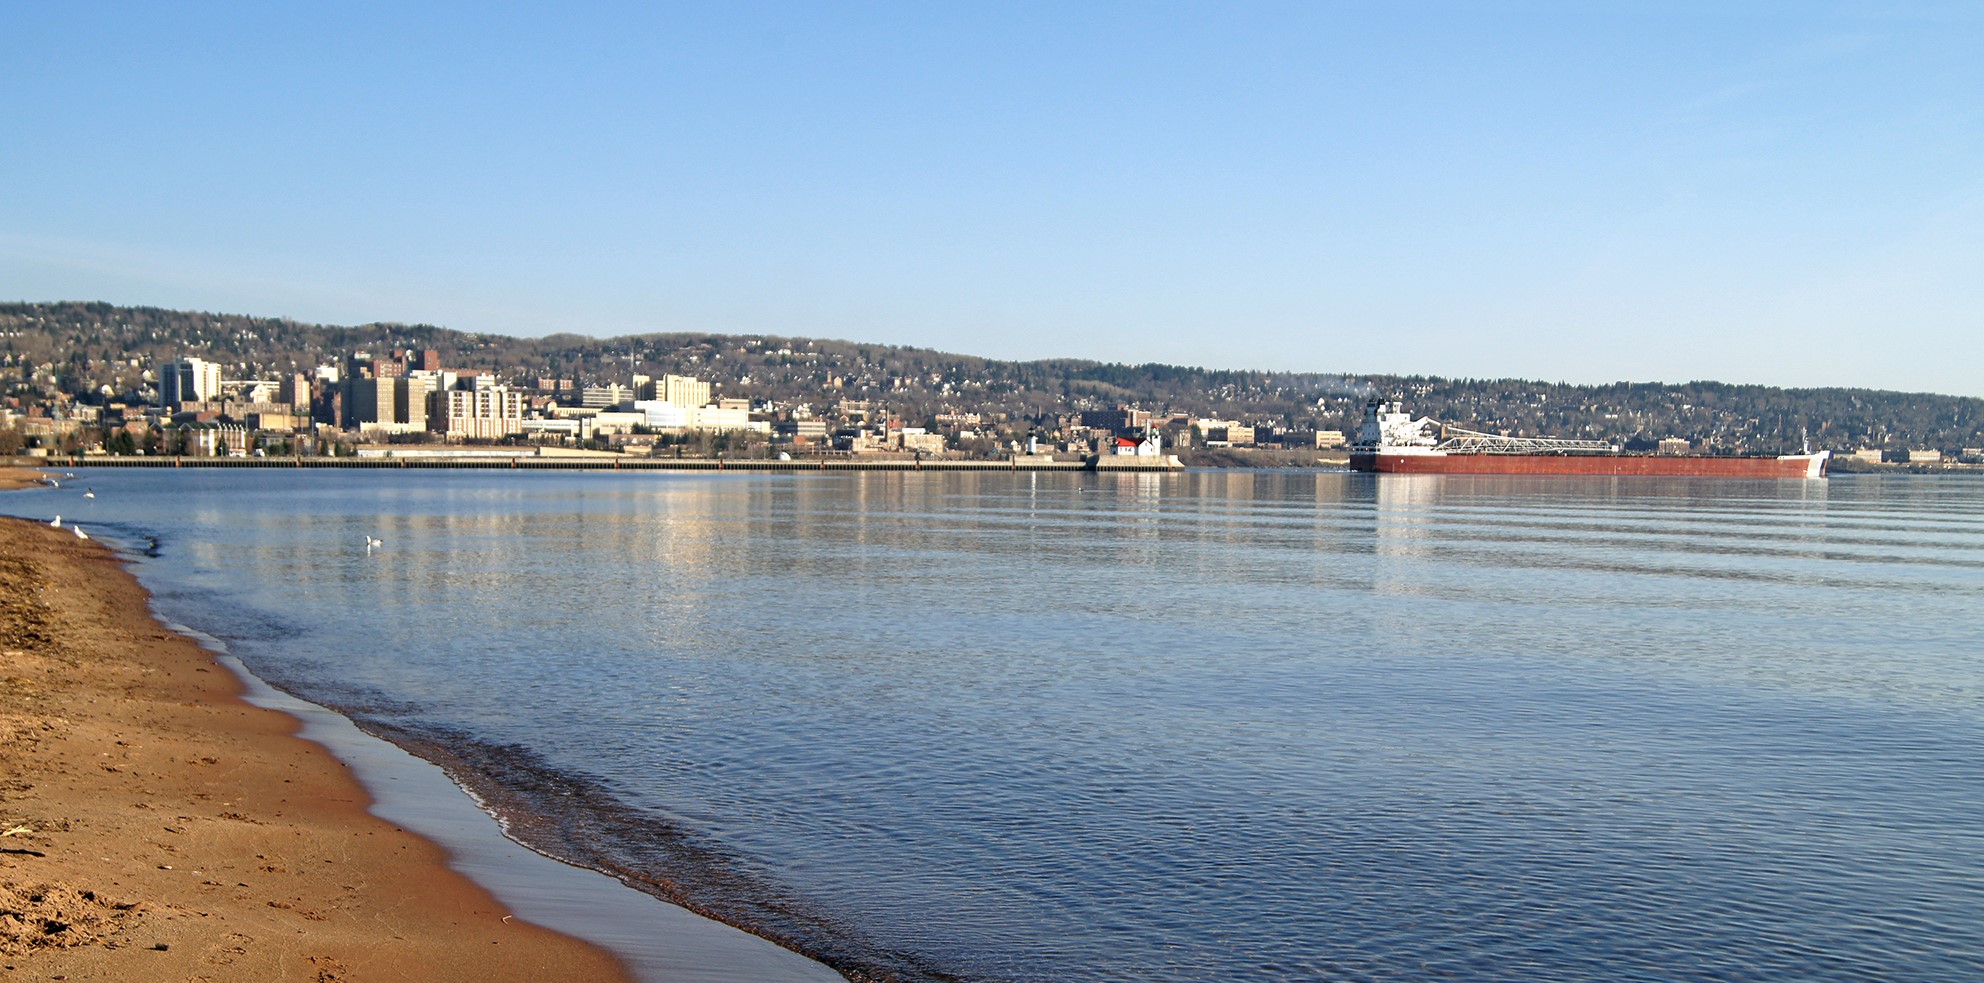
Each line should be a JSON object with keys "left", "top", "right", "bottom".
{"left": 24, "top": 469, "right": 1984, "bottom": 982}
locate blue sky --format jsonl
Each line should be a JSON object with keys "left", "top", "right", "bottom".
{"left": 4, "top": 2, "right": 1980, "bottom": 395}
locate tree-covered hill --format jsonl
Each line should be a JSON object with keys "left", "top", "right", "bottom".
{"left": 4, "top": 300, "right": 1977, "bottom": 454}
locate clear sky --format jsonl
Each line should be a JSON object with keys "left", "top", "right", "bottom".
{"left": 4, "top": 2, "right": 1980, "bottom": 395}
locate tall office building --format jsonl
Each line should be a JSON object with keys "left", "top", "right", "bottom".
{"left": 161, "top": 357, "right": 223, "bottom": 408}
{"left": 346, "top": 376, "right": 400, "bottom": 427}
{"left": 661, "top": 374, "right": 711, "bottom": 409}
{"left": 400, "top": 373, "right": 436, "bottom": 430}
{"left": 278, "top": 372, "right": 311, "bottom": 411}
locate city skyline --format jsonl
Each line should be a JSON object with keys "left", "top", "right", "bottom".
{"left": 4, "top": 3, "right": 1980, "bottom": 397}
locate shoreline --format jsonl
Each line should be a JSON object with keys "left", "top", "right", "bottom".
{"left": 28, "top": 464, "right": 953, "bottom": 983}
{"left": 0, "top": 509, "right": 640, "bottom": 979}
{"left": 179, "top": 627, "right": 846, "bottom": 983}
{"left": 2, "top": 468, "right": 849, "bottom": 983}
{"left": 22, "top": 454, "right": 1183, "bottom": 473}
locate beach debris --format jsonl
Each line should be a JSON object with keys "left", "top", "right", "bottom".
{"left": 1, "top": 826, "right": 31, "bottom": 838}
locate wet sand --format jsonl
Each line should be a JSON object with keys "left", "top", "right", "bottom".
{"left": 0, "top": 491, "right": 637, "bottom": 979}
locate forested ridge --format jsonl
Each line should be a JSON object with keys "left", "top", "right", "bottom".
{"left": 4, "top": 301, "right": 1977, "bottom": 454}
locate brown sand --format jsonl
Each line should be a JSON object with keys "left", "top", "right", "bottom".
{"left": 0, "top": 496, "right": 637, "bottom": 980}
{"left": 0, "top": 470, "right": 49, "bottom": 492}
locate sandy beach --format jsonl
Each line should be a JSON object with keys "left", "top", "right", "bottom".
{"left": 0, "top": 470, "right": 635, "bottom": 980}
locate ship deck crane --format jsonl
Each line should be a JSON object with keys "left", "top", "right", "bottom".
{"left": 1433, "top": 425, "right": 1617, "bottom": 456}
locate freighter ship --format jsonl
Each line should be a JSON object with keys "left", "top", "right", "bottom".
{"left": 1348, "top": 401, "right": 1830, "bottom": 478}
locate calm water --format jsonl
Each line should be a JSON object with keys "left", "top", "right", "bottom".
{"left": 30, "top": 469, "right": 1984, "bottom": 981}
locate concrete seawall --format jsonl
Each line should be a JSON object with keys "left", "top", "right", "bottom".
{"left": 34, "top": 455, "right": 1184, "bottom": 473}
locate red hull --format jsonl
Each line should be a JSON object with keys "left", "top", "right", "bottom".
{"left": 1350, "top": 452, "right": 1827, "bottom": 478}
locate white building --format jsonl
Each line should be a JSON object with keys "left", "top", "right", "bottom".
{"left": 629, "top": 399, "right": 766, "bottom": 434}
{"left": 901, "top": 428, "right": 947, "bottom": 455}
{"left": 692, "top": 403, "right": 756, "bottom": 432}
{"left": 661, "top": 374, "right": 711, "bottom": 409}
{"left": 589, "top": 410, "right": 647, "bottom": 435}
{"left": 434, "top": 387, "right": 527, "bottom": 440}
{"left": 634, "top": 400, "right": 692, "bottom": 430}
{"left": 521, "top": 418, "right": 583, "bottom": 440}
{"left": 582, "top": 384, "right": 633, "bottom": 409}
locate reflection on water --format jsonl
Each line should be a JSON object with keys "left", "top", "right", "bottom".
{"left": 41, "top": 468, "right": 1984, "bottom": 983}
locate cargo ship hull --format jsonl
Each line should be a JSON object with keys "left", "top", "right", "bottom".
{"left": 1350, "top": 450, "right": 1829, "bottom": 478}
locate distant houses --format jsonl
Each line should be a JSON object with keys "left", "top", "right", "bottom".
{"left": 6, "top": 336, "right": 1968, "bottom": 468}
{"left": 56, "top": 348, "right": 977, "bottom": 459}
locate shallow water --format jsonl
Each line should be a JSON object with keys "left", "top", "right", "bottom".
{"left": 34, "top": 469, "right": 1984, "bottom": 981}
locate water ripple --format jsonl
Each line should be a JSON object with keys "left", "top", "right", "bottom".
{"left": 65, "top": 468, "right": 1984, "bottom": 983}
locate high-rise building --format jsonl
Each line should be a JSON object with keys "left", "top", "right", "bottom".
{"left": 435, "top": 387, "right": 527, "bottom": 440}
{"left": 278, "top": 372, "right": 311, "bottom": 411}
{"left": 346, "top": 377, "right": 399, "bottom": 427}
{"left": 661, "top": 374, "right": 711, "bottom": 409}
{"left": 161, "top": 357, "right": 223, "bottom": 408}
{"left": 399, "top": 373, "right": 436, "bottom": 430}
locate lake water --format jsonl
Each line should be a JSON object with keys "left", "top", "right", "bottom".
{"left": 32, "top": 468, "right": 1984, "bottom": 981}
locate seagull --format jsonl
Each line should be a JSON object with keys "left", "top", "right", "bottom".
{"left": 49, "top": 515, "right": 61, "bottom": 528}
{"left": 365, "top": 536, "right": 383, "bottom": 549}
{"left": 72, "top": 526, "right": 88, "bottom": 541}
{"left": 84, "top": 489, "right": 95, "bottom": 499}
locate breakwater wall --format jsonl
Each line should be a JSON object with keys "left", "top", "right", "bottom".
{"left": 34, "top": 455, "right": 1184, "bottom": 473}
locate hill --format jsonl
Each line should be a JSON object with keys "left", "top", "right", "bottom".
{"left": 3, "top": 300, "right": 1978, "bottom": 455}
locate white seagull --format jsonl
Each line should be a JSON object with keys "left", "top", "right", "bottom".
{"left": 84, "top": 489, "right": 96, "bottom": 499}
{"left": 72, "top": 526, "right": 88, "bottom": 541}
{"left": 49, "top": 515, "right": 61, "bottom": 528}
{"left": 365, "top": 536, "right": 383, "bottom": 549}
